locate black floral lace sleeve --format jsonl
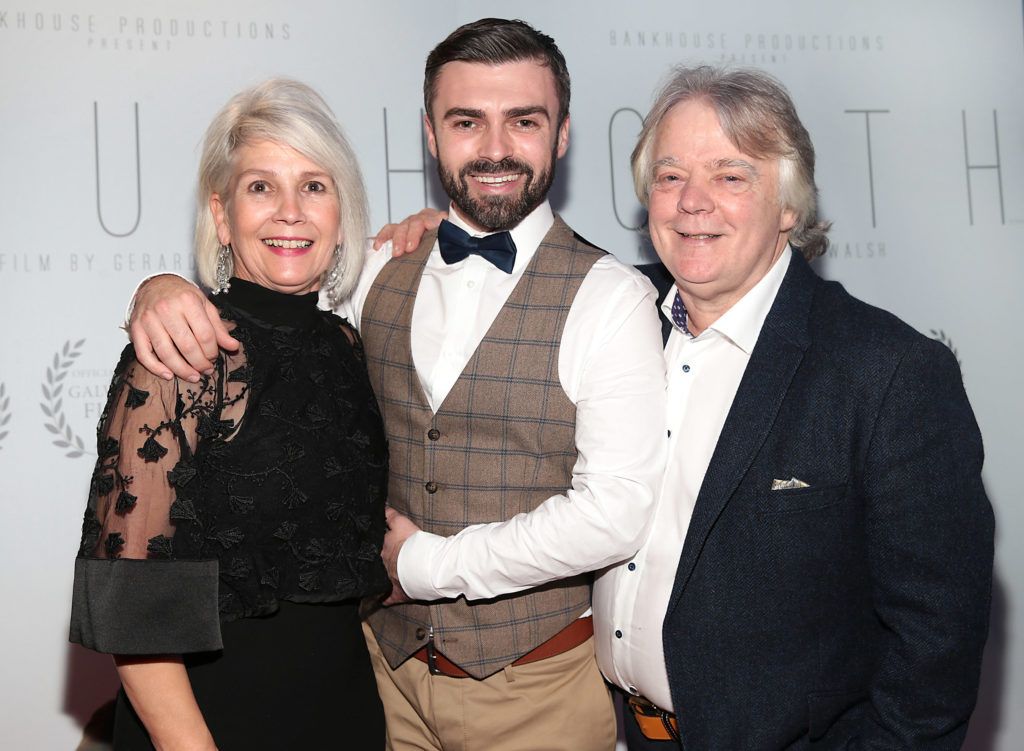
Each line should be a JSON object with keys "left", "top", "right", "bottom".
{"left": 71, "top": 280, "right": 389, "bottom": 656}
{"left": 71, "top": 343, "right": 247, "bottom": 654}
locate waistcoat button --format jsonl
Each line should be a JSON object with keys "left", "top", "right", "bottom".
{"left": 427, "top": 428, "right": 441, "bottom": 441}
{"left": 415, "top": 627, "right": 427, "bottom": 640}
{"left": 425, "top": 481, "right": 438, "bottom": 494}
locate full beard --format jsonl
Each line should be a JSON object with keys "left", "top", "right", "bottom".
{"left": 438, "top": 153, "right": 556, "bottom": 232}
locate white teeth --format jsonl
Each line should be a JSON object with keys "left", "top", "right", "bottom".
{"left": 474, "top": 174, "right": 519, "bottom": 184}
{"left": 263, "top": 239, "right": 312, "bottom": 249}
{"left": 682, "top": 233, "right": 718, "bottom": 239}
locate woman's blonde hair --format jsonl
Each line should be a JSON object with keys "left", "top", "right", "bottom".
{"left": 194, "top": 78, "right": 368, "bottom": 301}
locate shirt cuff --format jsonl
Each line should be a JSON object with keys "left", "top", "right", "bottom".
{"left": 396, "top": 530, "right": 447, "bottom": 601}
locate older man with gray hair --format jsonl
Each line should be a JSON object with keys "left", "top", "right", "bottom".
{"left": 594, "top": 65, "right": 993, "bottom": 750}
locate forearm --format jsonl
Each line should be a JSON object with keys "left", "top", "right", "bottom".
{"left": 115, "top": 656, "right": 217, "bottom": 751}
{"left": 398, "top": 472, "right": 660, "bottom": 600}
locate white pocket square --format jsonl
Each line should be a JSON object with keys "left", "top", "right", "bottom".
{"left": 771, "top": 477, "right": 810, "bottom": 490}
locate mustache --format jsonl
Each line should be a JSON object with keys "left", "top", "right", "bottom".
{"left": 459, "top": 158, "right": 534, "bottom": 177}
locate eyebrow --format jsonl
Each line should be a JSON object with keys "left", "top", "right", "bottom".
{"left": 442, "top": 105, "right": 551, "bottom": 120}
{"left": 443, "top": 107, "right": 485, "bottom": 120}
{"left": 651, "top": 157, "right": 760, "bottom": 176}
{"left": 236, "top": 168, "right": 332, "bottom": 180}
{"left": 711, "top": 158, "right": 758, "bottom": 176}
{"left": 506, "top": 106, "right": 550, "bottom": 120}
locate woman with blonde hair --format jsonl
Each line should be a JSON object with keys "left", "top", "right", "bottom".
{"left": 71, "top": 78, "right": 388, "bottom": 749}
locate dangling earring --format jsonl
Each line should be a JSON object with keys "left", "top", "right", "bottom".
{"left": 213, "top": 244, "right": 233, "bottom": 294}
{"left": 324, "top": 245, "right": 344, "bottom": 308}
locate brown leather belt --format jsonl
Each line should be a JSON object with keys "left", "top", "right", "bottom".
{"left": 412, "top": 616, "right": 593, "bottom": 678}
{"left": 628, "top": 695, "right": 679, "bottom": 742}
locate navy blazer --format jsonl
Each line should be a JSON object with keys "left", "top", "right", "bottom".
{"left": 640, "top": 251, "right": 993, "bottom": 750}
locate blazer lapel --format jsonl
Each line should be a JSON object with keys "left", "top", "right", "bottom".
{"left": 666, "top": 252, "right": 818, "bottom": 614}
{"left": 637, "top": 262, "right": 676, "bottom": 345}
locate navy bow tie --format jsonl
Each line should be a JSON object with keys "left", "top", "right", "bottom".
{"left": 437, "top": 219, "right": 517, "bottom": 274}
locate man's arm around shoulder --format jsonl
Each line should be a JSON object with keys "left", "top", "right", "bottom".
{"left": 394, "top": 259, "right": 667, "bottom": 601}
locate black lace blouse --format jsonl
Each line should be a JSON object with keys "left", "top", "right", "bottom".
{"left": 71, "top": 278, "right": 389, "bottom": 654}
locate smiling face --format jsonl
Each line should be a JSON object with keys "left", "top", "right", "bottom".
{"left": 424, "top": 59, "right": 569, "bottom": 232}
{"left": 210, "top": 139, "right": 342, "bottom": 295}
{"left": 647, "top": 99, "right": 796, "bottom": 330}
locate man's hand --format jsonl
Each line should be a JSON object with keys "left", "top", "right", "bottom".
{"left": 129, "top": 275, "right": 239, "bottom": 382}
{"left": 381, "top": 506, "right": 422, "bottom": 606}
{"left": 372, "top": 208, "right": 448, "bottom": 257}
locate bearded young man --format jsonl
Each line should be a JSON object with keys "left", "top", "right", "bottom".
{"left": 126, "top": 18, "right": 665, "bottom": 751}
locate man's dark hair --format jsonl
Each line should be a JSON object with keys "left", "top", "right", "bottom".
{"left": 424, "top": 18, "right": 570, "bottom": 126}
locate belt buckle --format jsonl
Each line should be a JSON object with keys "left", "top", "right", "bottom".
{"left": 628, "top": 696, "right": 679, "bottom": 742}
{"left": 628, "top": 696, "right": 660, "bottom": 717}
{"left": 422, "top": 623, "right": 446, "bottom": 677}
{"left": 426, "top": 639, "right": 441, "bottom": 676}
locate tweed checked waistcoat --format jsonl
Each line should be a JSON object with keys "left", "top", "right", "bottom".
{"left": 362, "top": 217, "right": 604, "bottom": 679}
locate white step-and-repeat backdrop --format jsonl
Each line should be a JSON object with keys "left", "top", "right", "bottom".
{"left": 1, "top": 1, "right": 1020, "bottom": 748}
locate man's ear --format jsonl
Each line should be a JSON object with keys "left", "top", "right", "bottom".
{"left": 555, "top": 115, "right": 570, "bottom": 159}
{"left": 424, "top": 113, "right": 438, "bottom": 159}
{"left": 779, "top": 205, "right": 798, "bottom": 234}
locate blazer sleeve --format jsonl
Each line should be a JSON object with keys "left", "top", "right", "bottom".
{"left": 857, "top": 337, "right": 993, "bottom": 748}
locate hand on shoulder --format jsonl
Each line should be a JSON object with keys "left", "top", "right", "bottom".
{"left": 372, "top": 208, "right": 448, "bottom": 257}
{"left": 128, "top": 274, "right": 239, "bottom": 382}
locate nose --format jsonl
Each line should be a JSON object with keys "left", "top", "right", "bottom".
{"left": 677, "top": 180, "right": 713, "bottom": 215}
{"left": 275, "top": 189, "right": 305, "bottom": 224}
{"left": 479, "top": 125, "right": 513, "bottom": 162}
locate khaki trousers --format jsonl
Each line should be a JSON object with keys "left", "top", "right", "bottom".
{"left": 363, "top": 622, "right": 617, "bottom": 751}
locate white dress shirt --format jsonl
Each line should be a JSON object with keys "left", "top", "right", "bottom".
{"left": 592, "top": 250, "right": 792, "bottom": 711}
{"left": 337, "top": 201, "right": 667, "bottom": 602}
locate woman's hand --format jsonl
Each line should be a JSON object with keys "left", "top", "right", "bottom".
{"left": 372, "top": 208, "right": 448, "bottom": 257}
{"left": 129, "top": 275, "right": 239, "bottom": 382}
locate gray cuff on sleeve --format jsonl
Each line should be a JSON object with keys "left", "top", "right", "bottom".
{"left": 70, "top": 556, "right": 222, "bottom": 654}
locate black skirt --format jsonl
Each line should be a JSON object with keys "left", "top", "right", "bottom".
{"left": 113, "top": 600, "right": 383, "bottom": 750}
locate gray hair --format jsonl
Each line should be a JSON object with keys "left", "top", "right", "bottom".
{"left": 631, "top": 65, "right": 830, "bottom": 259}
{"left": 195, "top": 78, "right": 368, "bottom": 299}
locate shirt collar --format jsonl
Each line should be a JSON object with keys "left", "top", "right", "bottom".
{"left": 445, "top": 201, "right": 554, "bottom": 274}
{"left": 659, "top": 246, "right": 793, "bottom": 354}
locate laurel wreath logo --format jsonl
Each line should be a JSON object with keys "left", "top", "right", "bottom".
{"left": 929, "top": 329, "right": 962, "bottom": 369}
{"left": 0, "top": 382, "right": 10, "bottom": 450}
{"left": 40, "top": 339, "right": 89, "bottom": 458}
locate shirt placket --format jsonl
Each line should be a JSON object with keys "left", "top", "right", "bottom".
{"left": 426, "top": 259, "right": 488, "bottom": 410}
{"left": 609, "top": 332, "right": 705, "bottom": 703}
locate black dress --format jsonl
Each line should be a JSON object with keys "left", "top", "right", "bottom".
{"left": 70, "top": 278, "right": 389, "bottom": 749}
